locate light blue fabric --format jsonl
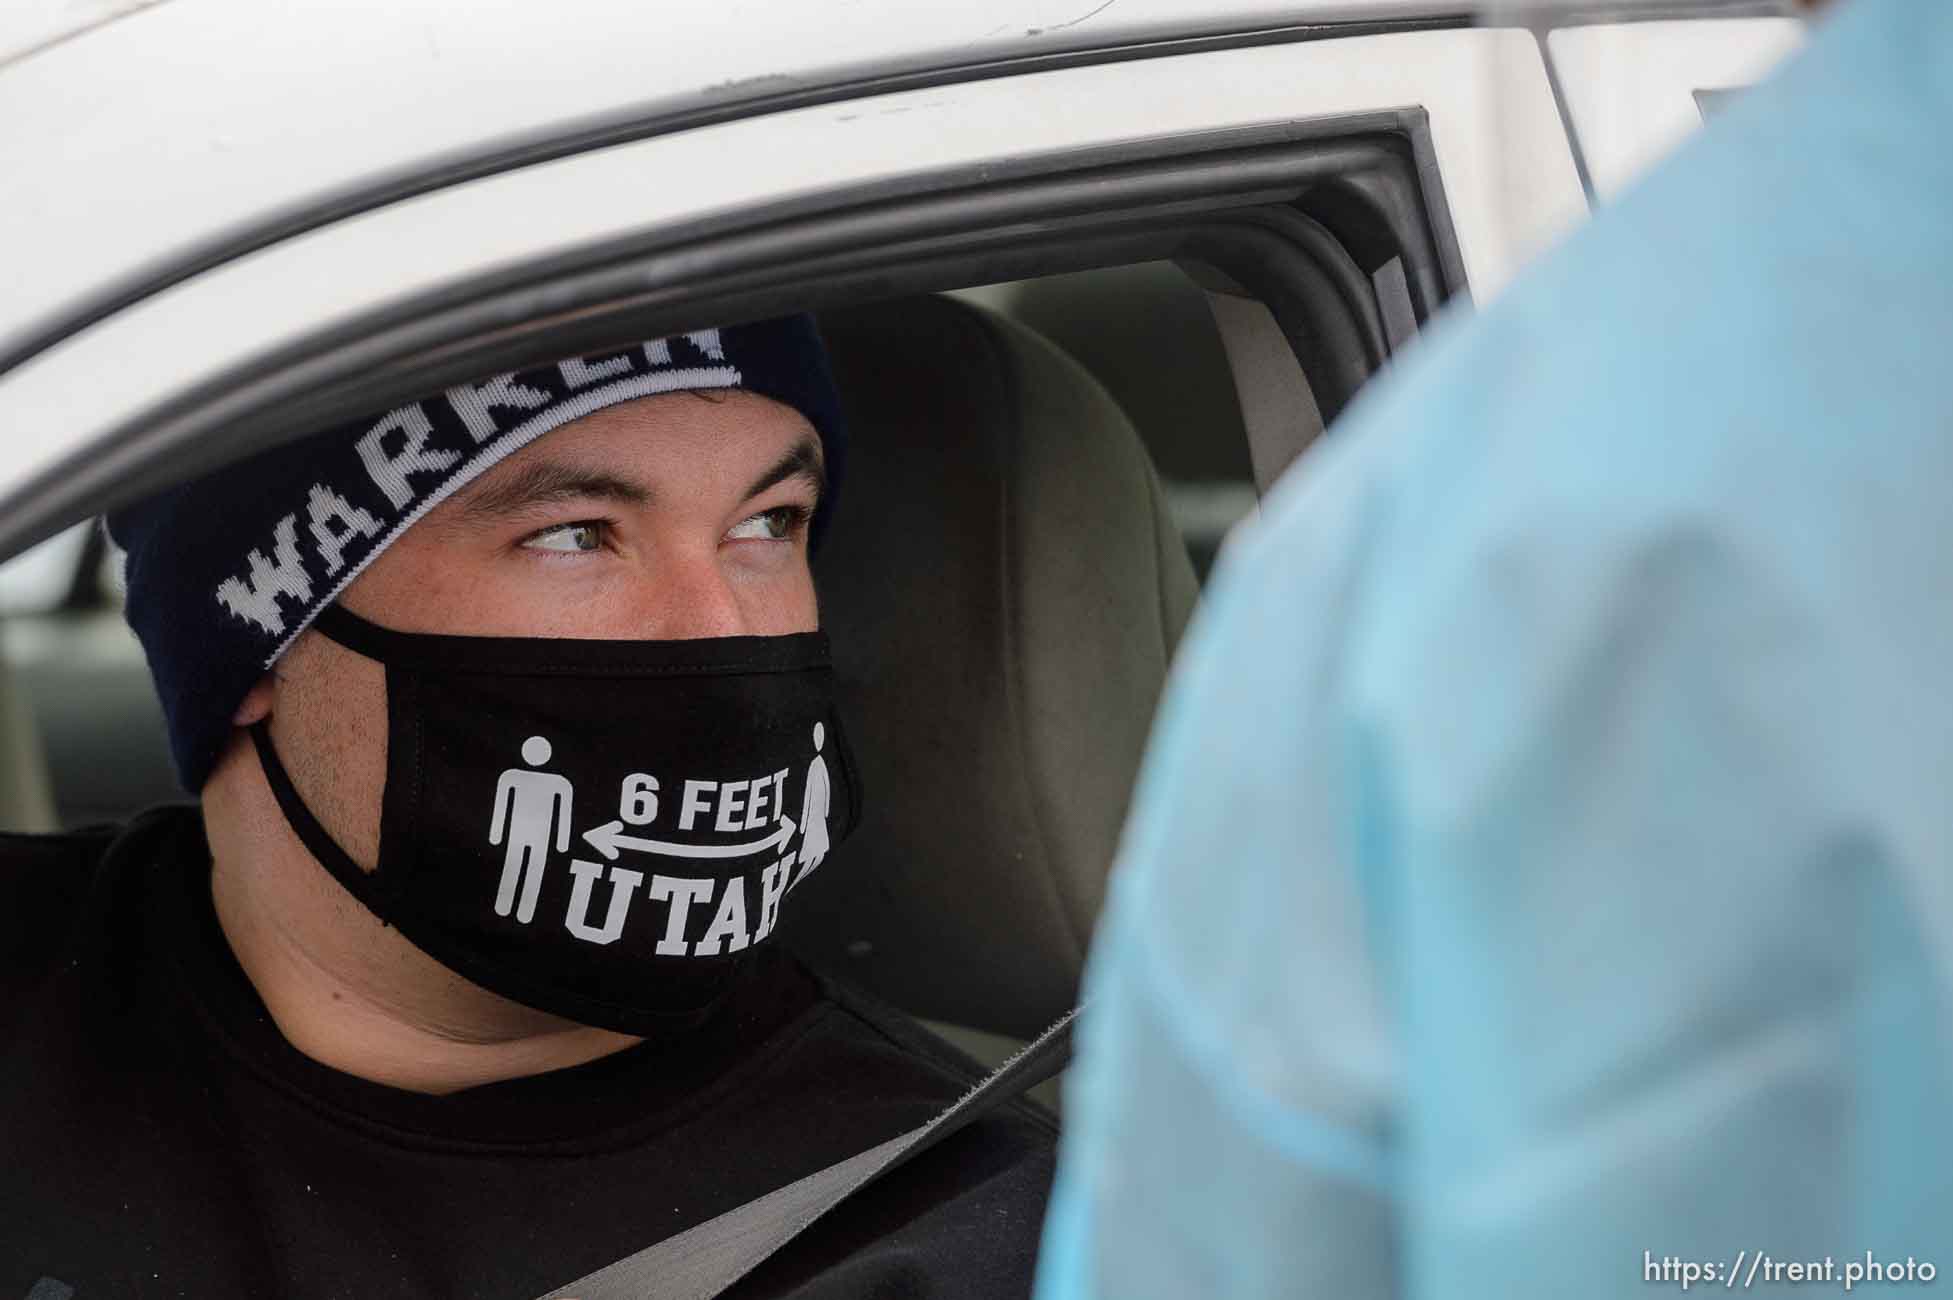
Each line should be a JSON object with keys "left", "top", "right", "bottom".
{"left": 1035, "top": 2, "right": 1953, "bottom": 1295}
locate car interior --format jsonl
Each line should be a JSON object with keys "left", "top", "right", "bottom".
{"left": 0, "top": 256, "right": 1383, "bottom": 1108}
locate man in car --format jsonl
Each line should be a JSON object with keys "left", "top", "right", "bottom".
{"left": 0, "top": 316, "right": 1055, "bottom": 1298}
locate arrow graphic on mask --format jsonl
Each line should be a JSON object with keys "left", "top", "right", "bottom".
{"left": 582, "top": 814, "right": 797, "bottom": 863}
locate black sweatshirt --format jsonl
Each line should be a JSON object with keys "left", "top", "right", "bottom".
{"left": 0, "top": 807, "right": 1056, "bottom": 1298}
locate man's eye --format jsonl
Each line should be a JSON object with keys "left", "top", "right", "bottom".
{"left": 725, "top": 506, "right": 808, "bottom": 542}
{"left": 521, "top": 522, "right": 605, "bottom": 553}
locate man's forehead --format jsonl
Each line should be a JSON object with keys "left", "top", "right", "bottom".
{"left": 446, "top": 459, "right": 652, "bottom": 524}
{"left": 449, "top": 390, "right": 819, "bottom": 499}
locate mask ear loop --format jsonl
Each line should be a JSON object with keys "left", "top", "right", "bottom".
{"left": 310, "top": 602, "right": 411, "bottom": 661}
{"left": 249, "top": 721, "right": 397, "bottom": 922}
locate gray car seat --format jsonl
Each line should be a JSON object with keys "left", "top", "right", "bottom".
{"left": 802, "top": 295, "right": 1199, "bottom": 1044}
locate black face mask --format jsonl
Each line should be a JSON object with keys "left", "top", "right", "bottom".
{"left": 250, "top": 604, "right": 861, "bottom": 1035}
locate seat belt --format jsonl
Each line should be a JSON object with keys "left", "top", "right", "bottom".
{"left": 537, "top": 1006, "right": 1080, "bottom": 1300}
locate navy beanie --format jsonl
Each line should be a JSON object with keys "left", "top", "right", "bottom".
{"left": 107, "top": 314, "right": 848, "bottom": 792}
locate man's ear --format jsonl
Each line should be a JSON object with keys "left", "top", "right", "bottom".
{"left": 233, "top": 676, "right": 275, "bottom": 726}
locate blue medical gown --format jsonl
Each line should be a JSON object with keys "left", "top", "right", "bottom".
{"left": 1037, "top": 2, "right": 1953, "bottom": 1295}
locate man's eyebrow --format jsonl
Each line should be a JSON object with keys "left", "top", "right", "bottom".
{"left": 743, "top": 436, "right": 827, "bottom": 503}
{"left": 453, "top": 460, "right": 650, "bottom": 522}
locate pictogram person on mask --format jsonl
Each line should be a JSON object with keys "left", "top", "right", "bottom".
{"left": 0, "top": 317, "right": 1057, "bottom": 1297}
{"left": 488, "top": 735, "right": 573, "bottom": 924}
{"left": 796, "top": 721, "right": 832, "bottom": 884}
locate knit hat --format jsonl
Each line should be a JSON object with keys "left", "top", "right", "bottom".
{"left": 107, "top": 314, "right": 847, "bottom": 792}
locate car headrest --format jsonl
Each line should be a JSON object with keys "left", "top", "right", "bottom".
{"left": 796, "top": 295, "right": 1199, "bottom": 1039}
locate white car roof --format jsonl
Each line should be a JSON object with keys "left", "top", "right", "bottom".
{"left": 0, "top": 0, "right": 1793, "bottom": 561}
{"left": 0, "top": 0, "right": 1459, "bottom": 373}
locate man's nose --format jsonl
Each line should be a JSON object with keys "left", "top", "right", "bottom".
{"left": 631, "top": 551, "right": 748, "bottom": 640}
